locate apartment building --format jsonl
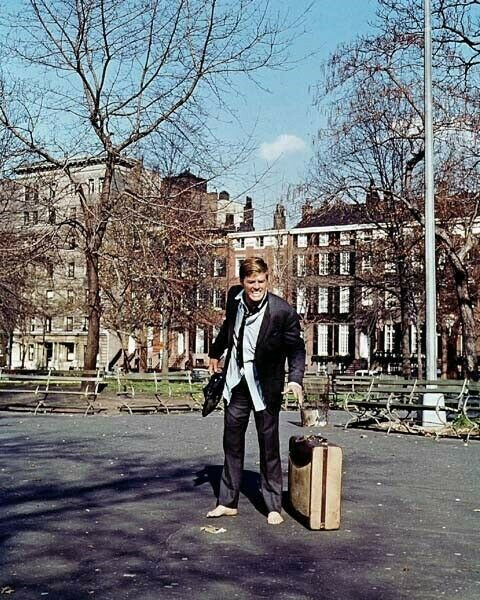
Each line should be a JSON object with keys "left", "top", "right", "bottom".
{"left": 226, "top": 202, "right": 369, "bottom": 372}
{"left": 9, "top": 157, "right": 136, "bottom": 370}
{"left": 224, "top": 195, "right": 476, "bottom": 375}
{"left": 7, "top": 158, "right": 250, "bottom": 371}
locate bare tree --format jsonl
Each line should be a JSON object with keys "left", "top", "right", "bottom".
{"left": 0, "top": 0, "right": 298, "bottom": 370}
{"left": 310, "top": 0, "right": 480, "bottom": 378}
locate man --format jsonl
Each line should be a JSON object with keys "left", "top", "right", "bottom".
{"left": 207, "top": 257, "right": 305, "bottom": 525}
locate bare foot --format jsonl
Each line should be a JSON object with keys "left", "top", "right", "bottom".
{"left": 206, "top": 505, "right": 238, "bottom": 518}
{"left": 267, "top": 511, "right": 284, "bottom": 525}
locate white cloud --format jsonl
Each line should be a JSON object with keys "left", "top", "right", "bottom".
{"left": 258, "top": 134, "right": 307, "bottom": 161}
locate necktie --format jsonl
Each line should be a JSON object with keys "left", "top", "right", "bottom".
{"left": 236, "top": 312, "right": 247, "bottom": 369}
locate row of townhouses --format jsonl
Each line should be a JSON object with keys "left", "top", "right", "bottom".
{"left": 3, "top": 158, "right": 479, "bottom": 376}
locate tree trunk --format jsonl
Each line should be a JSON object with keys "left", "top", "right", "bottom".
{"left": 8, "top": 332, "right": 13, "bottom": 369}
{"left": 138, "top": 326, "right": 148, "bottom": 373}
{"left": 398, "top": 264, "right": 411, "bottom": 378}
{"left": 453, "top": 266, "right": 478, "bottom": 380}
{"left": 82, "top": 159, "right": 115, "bottom": 372}
{"left": 416, "top": 322, "right": 423, "bottom": 380}
{"left": 161, "top": 319, "right": 169, "bottom": 374}
{"left": 84, "top": 250, "right": 101, "bottom": 371}
{"left": 400, "top": 302, "right": 411, "bottom": 378}
{"left": 440, "top": 325, "right": 448, "bottom": 379}
{"left": 114, "top": 330, "right": 130, "bottom": 372}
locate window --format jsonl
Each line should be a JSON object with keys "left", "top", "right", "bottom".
{"left": 296, "top": 288, "right": 306, "bottom": 314}
{"left": 46, "top": 289, "right": 54, "bottom": 301}
{"left": 82, "top": 317, "right": 88, "bottom": 331}
{"left": 235, "top": 237, "right": 245, "bottom": 249}
{"left": 32, "top": 210, "right": 38, "bottom": 224}
{"left": 385, "top": 291, "right": 397, "bottom": 309}
{"left": 213, "top": 257, "right": 226, "bottom": 277}
{"left": 358, "top": 229, "right": 372, "bottom": 242}
{"left": 318, "top": 253, "right": 329, "bottom": 275}
{"left": 67, "top": 233, "right": 77, "bottom": 249}
{"left": 99, "top": 177, "right": 104, "bottom": 192}
{"left": 66, "top": 317, "right": 74, "bottom": 331}
{"left": 256, "top": 236, "right": 265, "bottom": 248}
{"left": 67, "top": 289, "right": 75, "bottom": 304}
{"left": 45, "top": 317, "right": 52, "bottom": 332}
{"left": 317, "top": 324, "right": 328, "bottom": 356}
{"left": 23, "top": 212, "right": 30, "bottom": 226}
{"left": 384, "top": 257, "right": 396, "bottom": 273}
{"left": 49, "top": 185, "right": 56, "bottom": 200}
{"left": 361, "top": 287, "right": 373, "bottom": 307}
{"left": 411, "top": 324, "right": 417, "bottom": 354}
{"left": 296, "top": 234, "right": 308, "bottom": 248}
{"left": 318, "top": 287, "right": 328, "bottom": 313}
{"left": 48, "top": 208, "right": 56, "bottom": 224}
{"left": 213, "top": 288, "right": 226, "bottom": 310}
{"left": 340, "top": 231, "right": 351, "bottom": 246}
{"left": 339, "top": 252, "right": 350, "bottom": 275}
{"left": 197, "top": 257, "right": 207, "bottom": 278}
{"left": 339, "top": 286, "right": 350, "bottom": 313}
{"left": 65, "top": 342, "right": 75, "bottom": 361}
{"left": 88, "top": 179, "right": 95, "bottom": 194}
{"left": 28, "top": 344, "right": 35, "bottom": 361}
{"left": 338, "top": 324, "right": 349, "bottom": 356}
{"left": 384, "top": 323, "right": 394, "bottom": 352}
{"left": 235, "top": 257, "right": 245, "bottom": 277}
{"left": 195, "top": 326, "right": 205, "bottom": 354}
{"left": 25, "top": 186, "right": 38, "bottom": 202}
{"left": 362, "top": 254, "right": 372, "bottom": 272}
{"left": 318, "top": 232, "right": 329, "bottom": 246}
{"left": 67, "top": 262, "right": 75, "bottom": 278}
{"left": 30, "top": 317, "right": 35, "bottom": 332}
{"left": 177, "top": 332, "right": 185, "bottom": 355}
{"left": 296, "top": 254, "right": 306, "bottom": 277}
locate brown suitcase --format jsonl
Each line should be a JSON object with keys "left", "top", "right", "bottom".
{"left": 288, "top": 435, "right": 343, "bottom": 530}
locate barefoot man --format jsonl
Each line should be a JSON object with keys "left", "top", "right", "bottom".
{"left": 207, "top": 257, "right": 305, "bottom": 525}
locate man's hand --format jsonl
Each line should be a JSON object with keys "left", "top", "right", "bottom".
{"left": 282, "top": 381, "right": 304, "bottom": 405}
{"left": 209, "top": 358, "right": 221, "bottom": 375}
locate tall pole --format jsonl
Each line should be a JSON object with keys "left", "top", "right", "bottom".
{"left": 423, "top": 0, "right": 445, "bottom": 426}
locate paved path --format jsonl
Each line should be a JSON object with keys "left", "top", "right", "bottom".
{"left": 0, "top": 411, "right": 478, "bottom": 599}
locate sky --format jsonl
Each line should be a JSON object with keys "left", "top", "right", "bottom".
{"left": 211, "top": 0, "right": 378, "bottom": 229}
{"left": 1, "top": 0, "right": 378, "bottom": 229}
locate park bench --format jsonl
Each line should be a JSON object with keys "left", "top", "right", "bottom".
{"left": 282, "top": 375, "right": 330, "bottom": 422}
{"left": 115, "top": 370, "right": 205, "bottom": 414}
{"left": 337, "top": 375, "right": 479, "bottom": 438}
{"left": 0, "top": 368, "right": 105, "bottom": 416}
{"left": 333, "top": 374, "right": 400, "bottom": 405}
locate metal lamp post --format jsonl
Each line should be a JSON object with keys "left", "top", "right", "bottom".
{"left": 423, "top": 0, "right": 446, "bottom": 426}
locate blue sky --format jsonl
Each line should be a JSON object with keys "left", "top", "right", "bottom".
{"left": 2, "top": 0, "right": 378, "bottom": 228}
{"left": 211, "top": 0, "right": 378, "bottom": 228}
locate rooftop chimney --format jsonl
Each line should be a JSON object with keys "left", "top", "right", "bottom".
{"left": 273, "top": 204, "right": 286, "bottom": 230}
{"left": 365, "top": 179, "right": 380, "bottom": 211}
{"left": 240, "top": 196, "right": 254, "bottom": 231}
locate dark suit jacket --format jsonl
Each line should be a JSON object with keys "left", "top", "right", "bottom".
{"left": 208, "top": 285, "right": 306, "bottom": 408}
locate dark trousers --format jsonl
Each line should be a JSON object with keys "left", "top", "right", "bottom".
{"left": 218, "top": 378, "right": 282, "bottom": 513}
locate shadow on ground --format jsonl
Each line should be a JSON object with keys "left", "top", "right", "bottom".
{"left": 0, "top": 414, "right": 478, "bottom": 599}
{"left": 0, "top": 424, "right": 399, "bottom": 600}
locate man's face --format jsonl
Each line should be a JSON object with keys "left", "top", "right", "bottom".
{"left": 241, "top": 272, "right": 268, "bottom": 305}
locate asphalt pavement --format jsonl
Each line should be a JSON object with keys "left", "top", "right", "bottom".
{"left": 0, "top": 409, "right": 478, "bottom": 600}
